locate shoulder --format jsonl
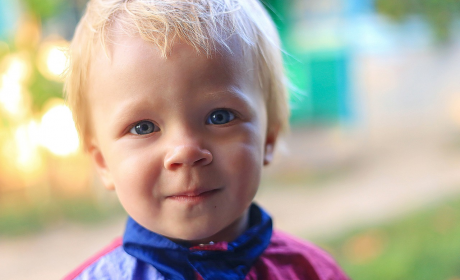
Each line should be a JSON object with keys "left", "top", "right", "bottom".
{"left": 268, "top": 230, "right": 342, "bottom": 270}
{"left": 62, "top": 237, "right": 164, "bottom": 280}
{"left": 63, "top": 238, "right": 124, "bottom": 280}
{"left": 247, "top": 230, "right": 349, "bottom": 280}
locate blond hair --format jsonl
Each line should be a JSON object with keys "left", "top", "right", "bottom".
{"left": 65, "top": 0, "right": 289, "bottom": 150}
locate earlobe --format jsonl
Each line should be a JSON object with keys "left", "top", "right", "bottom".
{"left": 263, "top": 126, "right": 279, "bottom": 166}
{"left": 89, "top": 142, "right": 115, "bottom": 190}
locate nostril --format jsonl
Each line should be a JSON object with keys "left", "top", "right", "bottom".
{"left": 170, "top": 163, "right": 182, "bottom": 168}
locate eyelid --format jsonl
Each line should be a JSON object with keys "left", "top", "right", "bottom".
{"left": 209, "top": 108, "right": 239, "bottom": 117}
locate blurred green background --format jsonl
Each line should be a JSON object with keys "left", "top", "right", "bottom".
{"left": 1, "top": 0, "right": 460, "bottom": 279}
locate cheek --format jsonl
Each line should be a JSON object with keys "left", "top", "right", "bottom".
{"left": 108, "top": 148, "right": 166, "bottom": 225}
{"left": 235, "top": 145, "right": 262, "bottom": 198}
{"left": 108, "top": 146, "right": 163, "bottom": 195}
{"left": 220, "top": 126, "right": 265, "bottom": 195}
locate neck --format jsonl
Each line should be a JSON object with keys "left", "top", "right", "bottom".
{"left": 171, "top": 209, "right": 250, "bottom": 246}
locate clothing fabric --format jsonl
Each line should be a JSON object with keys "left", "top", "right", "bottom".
{"left": 63, "top": 204, "right": 349, "bottom": 280}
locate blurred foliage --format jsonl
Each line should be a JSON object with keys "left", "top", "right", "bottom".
{"left": 376, "top": 0, "right": 460, "bottom": 42}
{"left": 0, "top": 194, "right": 125, "bottom": 236}
{"left": 29, "top": 62, "right": 65, "bottom": 111}
{"left": 319, "top": 195, "right": 460, "bottom": 280}
{"left": 21, "top": 0, "right": 69, "bottom": 20}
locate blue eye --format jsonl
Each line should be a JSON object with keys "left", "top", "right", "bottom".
{"left": 207, "top": 109, "right": 235, "bottom": 125}
{"left": 130, "top": 121, "right": 158, "bottom": 135}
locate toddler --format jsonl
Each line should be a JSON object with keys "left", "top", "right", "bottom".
{"left": 63, "top": 0, "right": 349, "bottom": 279}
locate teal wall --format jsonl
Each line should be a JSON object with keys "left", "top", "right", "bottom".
{"left": 288, "top": 50, "right": 351, "bottom": 125}
{"left": 263, "top": 0, "right": 353, "bottom": 126}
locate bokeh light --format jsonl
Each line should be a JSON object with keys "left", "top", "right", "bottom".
{"left": 3, "top": 55, "right": 30, "bottom": 81}
{"left": 14, "top": 120, "right": 41, "bottom": 171}
{"left": 39, "top": 100, "right": 79, "bottom": 156}
{"left": 37, "top": 38, "right": 69, "bottom": 81}
{"left": 0, "top": 54, "right": 31, "bottom": 116}
{"left": 46, "top": 46, "right": 67, "bottom": 76}
{"left": 0, "top": 74, "right": 22, "bottom": 114}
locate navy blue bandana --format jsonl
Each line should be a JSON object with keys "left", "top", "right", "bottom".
{"left": 123, "top": 204, "right": 272, "bottom": 280}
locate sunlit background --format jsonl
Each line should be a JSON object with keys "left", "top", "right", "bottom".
{"left": 1, "top": 0, "right": 460, "bottom": 279}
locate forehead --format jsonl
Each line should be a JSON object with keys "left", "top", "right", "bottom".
{"left": 88, "top": 32, "right": 258, "bottom": 97}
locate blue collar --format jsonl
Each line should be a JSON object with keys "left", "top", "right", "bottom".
{"left": 123, "top": 204, "right": 273, "bottom": 280}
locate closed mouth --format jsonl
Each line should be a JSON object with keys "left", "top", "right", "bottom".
{"left": 167, "top": 188, "right": 221, "bottom": 202}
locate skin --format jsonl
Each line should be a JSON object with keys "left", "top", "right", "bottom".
{"left": 87, "top": 33, "right": 278, "bottom": 245}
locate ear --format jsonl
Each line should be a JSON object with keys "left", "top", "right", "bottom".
{"left": 263, "top": 125, "right": 280, "bottom": 166}
{"left": 88, "top": 141, "right": 115, "bottom": 190}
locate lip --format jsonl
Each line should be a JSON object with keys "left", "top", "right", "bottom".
{"left": 166, "top": 188, "right": 221, "bottom": 203}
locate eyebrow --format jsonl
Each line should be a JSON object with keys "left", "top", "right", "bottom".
{"left": 202, "top": 88, "right": 256, "bottom": 107}
{"left": 109, "top": 95, "right": 157, "bottom": 133}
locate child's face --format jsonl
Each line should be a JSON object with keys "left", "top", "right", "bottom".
{"left": 87, "top": 33, "right": 277, "bottom": 243}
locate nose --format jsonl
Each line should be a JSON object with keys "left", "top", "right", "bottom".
{"left": 164, "top": 144, "right": 213, "bottom": 169}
